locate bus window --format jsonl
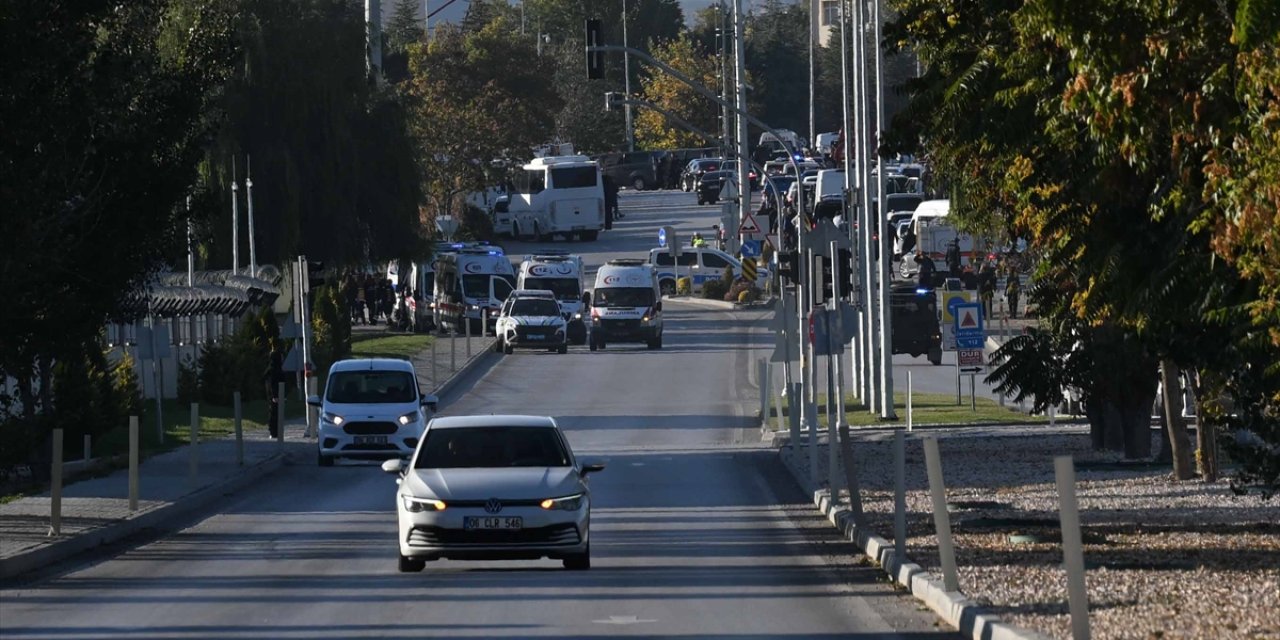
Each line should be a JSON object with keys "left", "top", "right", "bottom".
{"left": 516, "top": 169, "right": 545, "bottom": 195}
{"left": 549, "top": 166, "right": 598, "bottom": 189}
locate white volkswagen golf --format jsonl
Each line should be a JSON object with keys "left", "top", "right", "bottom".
{"left": 383, "top": 415, "right": 604, "bottom": 572}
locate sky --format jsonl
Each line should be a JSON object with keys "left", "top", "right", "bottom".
{"left": 420, "top": 1, "right": 784, "bottom": 29}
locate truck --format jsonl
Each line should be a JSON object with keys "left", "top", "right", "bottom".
{"left": 517, "top": 252, "right": 588, "bottom": 345}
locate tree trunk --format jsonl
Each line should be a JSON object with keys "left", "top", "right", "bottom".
{"left": 1123, "top": 397, "right": 1154, "bottom": 459}
{"left": 1160, "top": 359, "right": 1194, "bottom": 480}
{"left": 1188, "top": 370, "right": 1218, "bottom": 482}
{"left": 1103, "top": 402, "right": 1126, "bottom": 452}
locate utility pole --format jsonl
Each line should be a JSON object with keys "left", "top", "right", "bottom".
{"left": 809, "top": 0, "right": 817, "bottom": 153}
{"left": 230, "top": 158, "right": 239, "bottom": 275}
{"left": 246, "top": 156, "right": 257, "bottom": 279}
{"left": 732, "top": 0, "right": 749, "bottom": 256}
{"left": 840, "top": 0, "right": 858, "bottom": 399}
{"left": 622, "top": 0, "right": 635, "bottom": 153}
{"left": 874, "top": 0, "right": 896, "bottom": 418}
{"left": 720, "top": 3, "right": 731, "bottom": 158}
{"left": 857, "top": 0, "right": 879, "bottom": 413}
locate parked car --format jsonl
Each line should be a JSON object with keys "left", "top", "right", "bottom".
{"left": 596, "top": 150, "right": 664, "bottom": 191}
{"left": 719, "top": 160, "right": 760, "bottom": 191}
{"left": 696, "top": 170, "right": 737, "bottom": 205}
{"left": 385, "top": 414, "right": 605, "bottom": 572}
{"left": 680, "top": 157, "right": 723, "bottom": 191}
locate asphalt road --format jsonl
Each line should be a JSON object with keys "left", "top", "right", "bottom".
{"left": 0, "top": 190, "right": 957, "bottom": 639}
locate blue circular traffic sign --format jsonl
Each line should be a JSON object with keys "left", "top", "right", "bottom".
{"left": 657, "top": 228, "right": 667, "bottom": 248}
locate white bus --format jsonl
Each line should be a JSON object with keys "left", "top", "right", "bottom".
{"left": 508, "top": 155, "right": 605, "bottom": 242}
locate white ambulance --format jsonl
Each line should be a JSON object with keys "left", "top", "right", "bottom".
{"left": 588, "top": 259, "right": 663, "bottom": 351}
{"left": 517, "top": 252, "right": 588, "bottom": 345}
{"left": 432, "top": 245, "right": 516, "bottom": 334}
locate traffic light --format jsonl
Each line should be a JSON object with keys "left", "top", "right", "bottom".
{"left": 307, "top": 260, "right": 326, "bottom": 287}
{"left": 836, "top": 248, "right": 854, "bottom": 299}
{"left": 585, "top": 19, "right": 604, "bottom": 80}
{"left": 812, "top": 254, "right": 833, "bottom": 304}
{"left": 777, "top": 251, "right": 799, "bottom": 284}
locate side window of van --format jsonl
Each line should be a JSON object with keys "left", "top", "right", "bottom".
{"left": 701, "top": 252, "right": 731, "bottom": 270}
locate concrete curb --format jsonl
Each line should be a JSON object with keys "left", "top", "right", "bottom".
{"left": 777, "top": 449, "right": 1053, "bottom": 640}
{"left": 0, "top": 453, "right": 286, "bottom": 581}
{"left": 431, "top": 337, "right": 499, "bottom": 401}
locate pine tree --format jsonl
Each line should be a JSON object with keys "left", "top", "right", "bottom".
{"left": 385, "top": 0, "right": 423, "bottom": 53}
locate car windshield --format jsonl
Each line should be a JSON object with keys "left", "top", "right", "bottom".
{"left": 415, "top": 426, "right": 571, "bottom": 469}
{"left": 595, "top": 287, "right": 654, "bottom": 307}
{"left": 509, "top": 299, "right": 561, "bottom": 316}
{"left": 326, "top": 370, "right": 416, "bottom": 404}
{"left": 523, "top": 277, "right": 580, "bottom": 301}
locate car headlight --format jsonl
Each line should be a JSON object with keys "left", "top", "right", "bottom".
{"left": 574, "top": 312, "right": 582, "bottom": 320}
{"left": 402, "top": 495, "right": 447, "bottom": 512}
{"left": 641, "top": 315, "right": 651, "bottom": 323}
{"left": 322, "top": 412, "right": 344, "bottom": 426}
{"left": 539, "top": 493, "right": 584, "bottom": 511}
{"left": 398, "top": 411, "right": 421, "bottom": 426}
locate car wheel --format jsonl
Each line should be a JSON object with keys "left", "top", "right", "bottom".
{"left": 648, "top": 335, "right": 662, "bottom": 350}
{"left": 660, "top": 279, "right": 676, "bottom": 297}
{"left": 317, "top": 452, "right": 334, "bottom": 467}
{"left": 929, "top": 346, "right": 943, "bottom": 366}
{"left": 631, "top": 176, "right": 647, "bottom": 191}
{"left": 398, "top": 555, "right": 426, "bottom": 573}
{"left": 563, "top": 544, "right": 590, "bottom": 571}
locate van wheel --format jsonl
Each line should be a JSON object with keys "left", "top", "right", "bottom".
{"left": 648, "top": 335, "right": 662, "bottom": 350}
{"left": 660, "top": 280, "right": 676, "bottom": 297}
{"left": 318, "top": 452, "right": 334, "bottom": 467}
{"left": 582, "top": 230, "right": 599, "bottom": 241}
{"left": 558, "top": 343, "right": 568, "bottom": 354}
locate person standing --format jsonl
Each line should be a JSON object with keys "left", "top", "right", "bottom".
{"left": 1006, "top": 272, "right": 1022, "bottom": 319}
{"left": 917, "top": 251, "right": 937, "bottom": 289}
{"left": 264, "top": 349, "right": 286, "bottom": 439}
{"left": 602, "top": 174, "right": 620, "bottom": 224}
{"left": 978, "top": 260, "right": 997, "bottom": 317}
{"left": 945, "top": 238, "right": 962, "bottom": 278}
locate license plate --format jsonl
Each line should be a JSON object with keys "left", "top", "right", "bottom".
{"left": 525, "top": 334, "right": 544, "bottom": 340}
{"left": 354, "top": 435, "right": 387, "bottom": 445}
{"left": 464, "top": 516, "right": 523, "bottom": 530}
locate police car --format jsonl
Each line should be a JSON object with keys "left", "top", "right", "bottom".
{"left": 647, "top": 245, "right": 770, "bottom": 296}
{"left": 495, "top": 289, "right": 569, "bottom": 354}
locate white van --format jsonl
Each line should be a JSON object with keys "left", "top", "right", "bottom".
{"left": 647, "top": 246, "right": 771, "bottom": 296}
{"left": 507, "top": 155, "right": 605, "bottom": 242}
{"left": 813, "top": 169, "right": 846, "bottom": 218}
{"left": 589, "top": 259, "right": 663, "bottom": 350}
{"left": 433, "top": 246, "right": 517, "bottom": 333}
{"left": 517, "top": 252, "right": 587, "bottom": 344}
{"left": 898, "top": 200, "right": 978, "bottom": 281}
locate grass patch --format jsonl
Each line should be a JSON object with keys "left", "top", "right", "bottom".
{"left": 94, "top": 397, "right": 306, "bottom": 459}
{"left": 776, "top": 391, "right": 1052, "bottom": 427}
{"left": 350, "top": 334, "right": 434, "bottom": 360}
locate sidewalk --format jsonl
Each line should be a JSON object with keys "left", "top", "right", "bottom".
{"left": 0, "top": 331, "right": 498, "bottom": 581}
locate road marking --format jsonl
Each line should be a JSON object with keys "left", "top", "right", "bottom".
{"left": 593, "top": 615, "right": 657, "bottom": 625}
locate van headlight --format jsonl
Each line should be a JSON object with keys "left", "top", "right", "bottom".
{"left": 322, "top": 412, "right": 344, "bottom": 426}
{"left": 398, "top": 411, "right": 421, "bottom": 426}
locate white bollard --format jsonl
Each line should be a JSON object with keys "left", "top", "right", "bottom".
{"left": 450, "top": 326, "right": 457, "bottom": 373}
{"left": 128, "top": 416, "right": 139, "bottom": 511}
{"left": 922, "top": 437, "right": 960, "bottom": 592}
{"left": 788, "top": 383, "right": 802, "bottom": 453}
{"left": 51, "top": 428, "right": 63, "bottom": 536}
{"left": 431, "top": 333, "right": 438, "bottom": 391}
{"left": 277, "top": 382, "right": 286, "bottom": 449}
{"left": 907, "top": 371, "right": 914, "bottom": 432}
{"left": 305, "top": 376, "right": 317, "bottom": 439}
{"left": 189, "top": 402, "right": 199, "bottom": 483}
{"left": 838, "top": 424, "right": 863, "bottom": 523}
{"left": 233, "top": 392, "right": 244, "bottom": 467}
{"left": 758, "top": 359, "right": 769, "bottom": 422}
{"left": 894, "top": 430, "right": 907, "bottom": 560}
{"left": 465, "top": 313, "right": 472, "bottom": 358}
{"left": 1050, "top": 404, "right": 1057, "bottom": 427}
{"left": 806, "top": 402, "right": 819, "bottom": 488}
{"left": 1055, "top": 455, "right": 1091, "bottom": 640}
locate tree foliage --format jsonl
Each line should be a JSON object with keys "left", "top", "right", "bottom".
{"left": 634, "top": 35, "right": 721, "bottom": 149}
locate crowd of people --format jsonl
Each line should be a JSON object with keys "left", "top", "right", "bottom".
{"left": 342, "top": 273, "right": 399, "bottom": 326}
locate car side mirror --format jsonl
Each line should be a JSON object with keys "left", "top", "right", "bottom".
{"left": 420, "top": 393, "right": 439, "bottom": 412}
{"left": 381, "top": 459, "right": 404, "bottom": 474}
{"left": 307, "top": 395, "right": 322, "bottom": 407}
{"left": 579, "top": 462, "right": 606, "bottom": 476}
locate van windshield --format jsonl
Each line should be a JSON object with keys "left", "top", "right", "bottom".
{"left": 595, "top": 287, "right": 654, "bottom": 307}
{"left": 327, "top": 371, "right": 417, "bottom": 404}
{"left": 461, "top": 275, "right": 491, "bottom": 298}
{"left": 523, "top": 277, "right": 581, "bottom": 301}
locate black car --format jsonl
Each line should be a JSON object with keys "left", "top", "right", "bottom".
{"left": 696, "top": 170, "right": 736, "bottom": 205}
{"left": 596, "top": 151, "right": 665, "bottom": 191}
{"left": 681, "top": 158, "right": 723, "bottom": 192}
{"left": 890, "top": 282, "right": 943, "bottom": 365}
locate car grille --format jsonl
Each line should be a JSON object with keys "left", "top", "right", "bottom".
{"left": 343, "top": 421, "right": 398, "bottom": 435}
{"left": 408, "top": 523, "right": 580, "bottom": 547}
{"left": 515, "top": 326, "right": 559, "bottom": 339}
{"left": 602, "top": 319, "right": 640, "bottom": 330}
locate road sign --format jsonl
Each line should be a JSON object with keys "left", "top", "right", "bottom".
{"left": 660, "top": 225, "right": 679, "bottom": 257}
{"left": 958, "top": 348, "right": 985, "bottom": 368}
{"left": 721, "top": 176, "right": 739, "bottom": 202}
{"left": 741, "top": 239, "right": 762, "bottom": 257}
{"left": 657, "top": 227, "right": 667, "bottom": 248}
{"left": 742, "top": 257, "right": 757, "bottom": 282}
{"left": 939, "top": 290, "right": 973, "bottom": 324}
{"left": 738, "top": 212, "right": 762, "bottom": 236}
{"left": 954, "top": 302, "right": 985, "bottom": 350}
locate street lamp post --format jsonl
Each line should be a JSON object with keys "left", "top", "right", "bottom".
{"left": 623, "top": 0, "right": 635, "bottom": 153}
{"left": 230, "top": 161, "right": 239, "bottom": 276}
{"left": 246, "top": 157, "right": 257, "bottom": 279}
{"left": 873, "top": 0, "right": 896, "bottom": 419}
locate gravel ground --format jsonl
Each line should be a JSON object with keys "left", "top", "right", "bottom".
{"left": 783, "top": 425, "right": 1280, "bottom": 640}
